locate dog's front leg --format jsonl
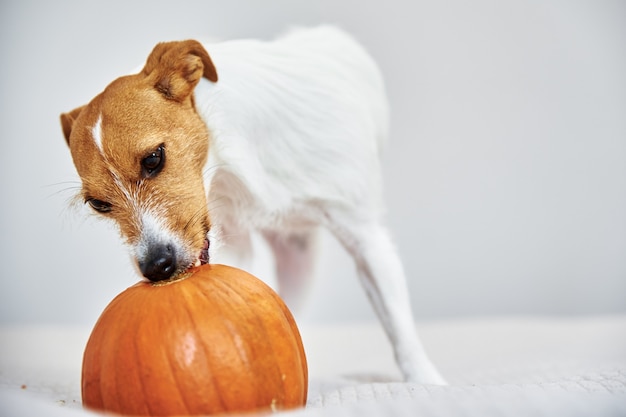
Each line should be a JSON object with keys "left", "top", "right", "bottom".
{"left": 326, "top": 213, "right": 446, "bottom": 384}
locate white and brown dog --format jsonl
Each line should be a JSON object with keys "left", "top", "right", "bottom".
{"left": 60, "top": 26, "right": 444, "bottom": 384}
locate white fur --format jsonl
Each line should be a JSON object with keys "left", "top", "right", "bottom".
{"left": 134, "top": 209, "right": 192, "bottom": 269}
{"left": 192, "top": 26, "right": 445, "bottom": 384}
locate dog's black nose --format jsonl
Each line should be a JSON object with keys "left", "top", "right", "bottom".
{"left": 139, "top": 244, "right": 177, "bottom": 282}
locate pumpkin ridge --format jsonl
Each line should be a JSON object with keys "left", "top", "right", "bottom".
{"left": 132, "top": 327, "right": 153, "bottom": 416}
{"left": 179, "top": 277, "right": 228, "bottom": 413}
{"left": 87, "top": 289, "right": 131, "bottom": 411}
{"left": 192, "top": 271, "right": 265, "bottom": 410}
{"left": 267, "top": 294, "right": 309, "bottom": 403}
{"left": 130, "top": 289, "right": 159, "bottom": 416}
{"left": 82, "top": 306, "right": 105, "bottom": 410}
{"left": 214, "top": 270, "right": 294, "bottom": 407}
{"left": 163, "top": 347, "right": 192, "bottom": 416}
{"left": 239, "top": 271, "right": 306, "bottom": 404}
{"left": 120, "top": 291, "right": 150, "bottom": 412}
{"left": 110, "top": 291, "right": 139, "bottom": 413}
{"left": 265, "top": 287, "right": 309, "bottom": 400}
{"left": 133, "top": 285, "right": 189, "bottom": 415}
{"left": 161, "top": 284, "right": 193, "bottom": 416}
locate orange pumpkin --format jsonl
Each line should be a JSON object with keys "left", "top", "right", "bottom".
{"left": 82, "top": 264, "right": 308, "bottom": 416}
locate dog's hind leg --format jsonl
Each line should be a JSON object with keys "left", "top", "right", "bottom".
{"left": 263, "top": 229, "right": 319, "bottom": 311}
{"left": 325, "top": 212, "right": 446, "bottom": 384}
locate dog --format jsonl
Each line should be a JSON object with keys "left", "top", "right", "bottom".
{"left": 60, "top": 26, "right": 445, "bottom": 384}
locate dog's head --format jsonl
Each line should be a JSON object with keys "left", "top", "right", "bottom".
{"left": 61, "top": 40, "right": 218, "bottom": 281}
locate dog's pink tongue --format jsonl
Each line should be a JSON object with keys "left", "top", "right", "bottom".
{"left": 199, "top": 239, "right": 209, "bottom": 265}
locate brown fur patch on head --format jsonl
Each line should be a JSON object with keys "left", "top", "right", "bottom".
{"left": 142, "top": 40, "right": 218, "bottom": 103}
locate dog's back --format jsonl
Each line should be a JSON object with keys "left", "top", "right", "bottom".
{"left": 196, "top": 26, "right": 390, "bottom": 233}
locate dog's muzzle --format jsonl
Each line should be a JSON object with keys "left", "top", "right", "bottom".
{"left": 139, "top": 238, "right": 210, "bottom": 282}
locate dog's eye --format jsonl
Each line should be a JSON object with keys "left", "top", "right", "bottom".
{"left": 141, "top": 145, "right": 165, "bottom": 178}
{"left": 87, "top": 198, "right": 112, "bottom": 213}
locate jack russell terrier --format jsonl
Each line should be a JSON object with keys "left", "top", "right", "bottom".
{"left": 60, "top": 26, "right": 445, "bottom": 384}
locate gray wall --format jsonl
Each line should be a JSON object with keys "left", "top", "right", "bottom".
{"left": 1, "top": 0, "right": 624, "bottom": 325}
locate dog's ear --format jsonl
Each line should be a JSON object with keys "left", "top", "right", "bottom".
{"left": 142, "top": 40, "right": 218, "bottom": 103}
{"left": 60, "top": 105, "right": 86, "bottom": 146}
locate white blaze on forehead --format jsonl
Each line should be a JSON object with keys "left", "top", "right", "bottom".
{"left": 91, "top": 114, "right": 104, "bottom": 153}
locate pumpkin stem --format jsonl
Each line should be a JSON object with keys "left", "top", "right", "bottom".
{"left": 150, "top": 271, "right": 193, "bottom": 287}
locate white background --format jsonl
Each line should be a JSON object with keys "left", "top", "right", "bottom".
{"left": 0, "top": 0, "right": 624, "bottom": 325}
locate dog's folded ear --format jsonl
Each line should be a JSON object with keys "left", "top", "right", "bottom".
{"left": 60, "top": 105, "right": 86, "bottom": 146}
{"left": 142, "top": 40, "right": 218, "bottom": 104}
